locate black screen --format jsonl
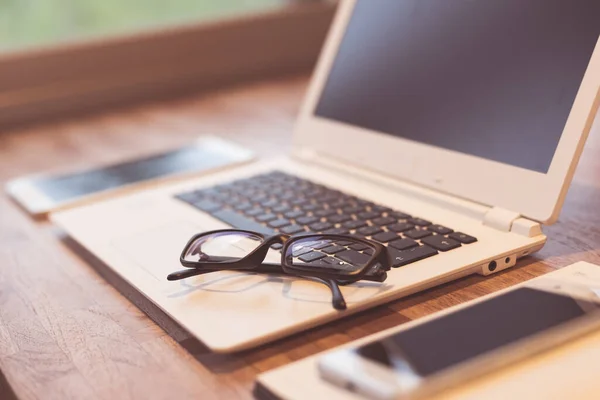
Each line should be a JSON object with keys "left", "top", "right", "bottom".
{"left": 357, "top": 288, "right": 597, "bottom": 377}
{"left": 315, "top": 0, "right": 600, "bottom": 173}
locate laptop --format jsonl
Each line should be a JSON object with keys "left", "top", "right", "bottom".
{"left": 51, "top": 0, "right": 600, "bottom": 353}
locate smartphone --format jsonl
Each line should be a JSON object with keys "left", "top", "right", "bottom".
{"left": 318, "top": 280, "right": 600, "bottom": 399}
{"left": 6, "top": 136, "right": 254, "bottom": 217}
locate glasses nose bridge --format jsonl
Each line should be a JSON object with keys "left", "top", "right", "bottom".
{"left": 264, "top": 233, "right": 291, "bottom": 245}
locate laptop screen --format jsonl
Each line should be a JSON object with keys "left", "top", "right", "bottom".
{"left": 315, "top": 0, "right": 600, "bottom": 173}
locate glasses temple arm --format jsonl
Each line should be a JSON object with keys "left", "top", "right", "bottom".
{"left": 167, "top": 268, "right": 206, "bottom": 281}
{"left": 167, "top": 262, "right": 284, "bottom": 281}
{"left": 311, "top": 277, "right": 347, "bottom": 310}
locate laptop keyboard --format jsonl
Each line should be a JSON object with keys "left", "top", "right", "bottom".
{"left": 174, "top": 171, "right": 477, "bottom": 268}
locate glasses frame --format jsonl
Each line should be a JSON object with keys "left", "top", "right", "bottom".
{"left": 168, "top": 229, "right": 391, "bottom": 310}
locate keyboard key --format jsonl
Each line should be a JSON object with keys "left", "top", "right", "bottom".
{"left": 358, "top": 211, "right": 380, "bottom": 220}
{"left": 389, "top": 238, "right": 419, "bottom": 250}
{"left": 408, "top": 218, "right": 432, "bottom": 226}
{"left": 343, "top": 219, "right": 368, "bottom": 230}
{"left": 296, "top": 216, "right": 319, "bottom": 225}
{"left": 298, "top": 251, "right": 326, "bottom": 263}
{"left": 328, "top": 214, "right": 352, "bottom": 224}
{"left": 224, "top": 196, "right": 246, "bottom": 205}
{"left": 351, "top": 198, "right": 370, "bottom": 205}
{"left": 310, "top": 221, "right": 333, "bottom": 232}
{"left": 336, "top": 250, "right": 372, "bottom": 266}
{"left": 268, "top": 219, "right": 291, "bottom": 229}
{"left": 192, "top": 199, "right": 221, "bottom": 212}
{"left": 372, "top": 231, "right": 400, "bottom": 243}
{"left": 282, "top": 224, "right": 307, "bottom": 234}
{"left": 253, "top": 193, "right": 269, "bottom": 203}
{"left": 314, "top": 209, "right": 336, "bottom": 218}
{"left": 261, "top": 199, "right": 280, "bottom": 208}
{"left": 312, "top": 241, "right": 335, "bottom": 250}
{"left": 311, "top": 258, "right": 337, "bottom": 268}
{"left": 280, "top": 192, "right": 295, "bottom": 201}
{"left": 256, "top": 213, "right": 277, "bottom": 223}
{"left": 194, "top": 188, "right": 221, "bottom": 197}
{"left": 372, "top": 216, "right": 396, "bottom": 226}
{"left": 322, "top": 245, "right": 346, "bottom": 254}
{"left": 316, "top": 193, "right": 339, "bottom": 202}
{"left": 349, "top": 242, "right": 369, "bottom": 251}
{"left": 290, "top": 198, "right": 309, "bottom": 206}
{"left": 357, "top": 226, "right": 383, "bottom": 236}
{"left": 388, "top": 222, "right": 414, "bottom": 232}
{"left": 304, "top": 189, "right": 322, "bottom": 197}
{"left": 234, "top": 202, "right": 253, "bottom": 211}
{"left": 284, "top": 210, "right": 305, "bottom": 219}
{"left": 387, "top": 211, "right": 411, "bottom": 219}
{"left": 210, "top": 210, "right": 275, "bottom": 236}
{"left": 421, "top": 235, "right": 461, "bottom": 251}
{"left": 389, "top": 245, "right": 438, "bottom": 267}
{"left": 329, "top": 200, "right": 350, "bottom": 209}
{"left": 343, "top": 205, "right": 364, "bottom": 214}
{"left": 292, "top": 246, "right": 313, "bottom": 257}
{"left": 323, "top": 228, "right": 349, "bottom": 235}
{"left": 210, "top": 192, "right": 232, "bottom": 202}
{"left": 245, "top": 208, "right": 264, "bottom": 217}
{"left": 449, "top": 232, "right": 478, "bottom": 244}
{"left": 302, "top": 203, "right": 320, "bottom": 211}
{"left": 271, "top": 204, "right": 291, "bottom": 213}
{"left": 369, "top": 205, "right": 390, "bottom": 213}
{"left": 348, "top": 242, "right": 369, "bottom": 251}
{"left": 427, "top": 224, "right": 453, "bottom": 235}
{"left": 223, "top": 197, "right": 245, "bottom": 207}
{"left": 405, "top": 229, "right": 433, "bottom": 239}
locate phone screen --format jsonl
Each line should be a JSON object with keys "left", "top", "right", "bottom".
{"left": 357, "top": 288, "right": 599, "bottom": 377}
{"left": 32, "top": 146, "right": 236, "bottom": 203}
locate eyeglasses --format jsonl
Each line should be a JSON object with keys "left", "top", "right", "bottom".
{"left": 167, "top": 229, "right": 391, "bottom": 310}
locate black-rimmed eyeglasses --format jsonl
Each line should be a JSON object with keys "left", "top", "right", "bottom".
{"left": 167, "top": 229, "right": 391, "bottom": 310}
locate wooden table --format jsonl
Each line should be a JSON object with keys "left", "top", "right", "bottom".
{"left": 1, "top": 76, "right": 599, "bottom": 400}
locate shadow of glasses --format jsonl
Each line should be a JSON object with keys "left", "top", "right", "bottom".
{"left": 166, "top": 269, "right": 393, "bottom": 307}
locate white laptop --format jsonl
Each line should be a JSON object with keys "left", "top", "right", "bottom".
{"left": 51, "top": 0, "right": 600, "bottom": 353}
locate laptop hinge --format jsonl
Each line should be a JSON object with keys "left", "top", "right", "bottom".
{"left": 293, "top": 148, "right": 543, "bottom": 237}
{"left": 483, "top": 207, "right": 542, "bottom": 237}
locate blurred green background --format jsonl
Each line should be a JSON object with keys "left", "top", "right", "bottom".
{"left": 0, "top": 0, "right": 282, "bottom": 51}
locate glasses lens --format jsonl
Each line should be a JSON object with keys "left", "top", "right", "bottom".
{"left": 183, "top": 231, "right": 263, "bottom": 263}
{"left": 285, "top": 236, "right": 376, "bottom": 275}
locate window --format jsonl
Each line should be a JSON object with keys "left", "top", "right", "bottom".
{"left": 0, "top": 0, "right": 336, "bottom": 128}
{"left": 0, "top": 0, "right": 283, "bottom": 52}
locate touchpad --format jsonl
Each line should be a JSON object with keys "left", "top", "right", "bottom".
{"left": 111, "top": 220, "right": 203, "bottom": 281}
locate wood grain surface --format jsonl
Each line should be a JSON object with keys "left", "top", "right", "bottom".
{"left": 0, "top": 76, "right": 599, "bottom": 400}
